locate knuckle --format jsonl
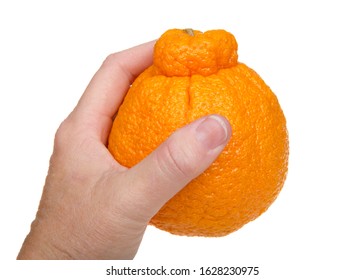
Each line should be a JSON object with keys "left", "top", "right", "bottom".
{"left": 54, "top": 119, "right": 70, "bottom": 150}
{"left": 102, "top": 52, "right": 134, "bottom": 82}
{"left": 102, "top": 53, "right": 118, "bottom": 68}
{"left": 156, "top": 136, "right": 198, "bottom": 181}
{"left": 53, "top": 117, "right": 79, "bottom": 153}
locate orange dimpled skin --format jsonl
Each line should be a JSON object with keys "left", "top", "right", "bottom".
{"left": 154, "top": 29, "right": 238, "bottom": 76}
{"left": 108, "top": 29, "right": 289, "bottom": 237}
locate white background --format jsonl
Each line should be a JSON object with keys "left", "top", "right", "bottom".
{"left": 1, "top": 0, "right": 363, "bottom": 279}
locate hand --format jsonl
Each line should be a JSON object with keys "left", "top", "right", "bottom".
{"left": 17, "top": 41, "right": 232, "bottom": 260}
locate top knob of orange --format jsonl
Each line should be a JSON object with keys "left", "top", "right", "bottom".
{"left": 154, "top": 28, "right": 238, "bottom": 76}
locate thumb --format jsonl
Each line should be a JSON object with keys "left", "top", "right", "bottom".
{"left": 119, "top": 114, "right": 232, "bottom": 222}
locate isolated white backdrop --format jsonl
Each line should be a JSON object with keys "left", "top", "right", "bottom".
{"left": 1, "top": 0, "right": 363, "bottom": 279}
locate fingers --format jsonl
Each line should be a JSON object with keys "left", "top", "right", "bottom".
{"left": 116, "top": 115, "right": 232, "bottom": 222}
{"left": 72, "top": 41, "right": 155, "bottom": 142}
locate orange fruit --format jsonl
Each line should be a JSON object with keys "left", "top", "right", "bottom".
{"left": 108, "top": 29, "right": 289, "bottom": 237}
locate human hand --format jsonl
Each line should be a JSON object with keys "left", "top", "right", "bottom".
{"left": 17, "top": 41, "right": 231, "bottom": 260}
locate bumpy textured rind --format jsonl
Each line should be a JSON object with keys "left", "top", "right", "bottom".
{"left": 153, "top": 29, "right": 238, "bottom": 77}
{"left": 108, "top": 29, "right": 289, "bottom": 237}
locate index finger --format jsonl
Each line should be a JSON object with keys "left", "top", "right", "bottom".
{"left": 73, "top": 41, "right": 155, "bottom": 138}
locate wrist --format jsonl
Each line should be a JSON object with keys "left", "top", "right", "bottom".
{"left": 17, "top": 220, "right": 73, "bottom": 260}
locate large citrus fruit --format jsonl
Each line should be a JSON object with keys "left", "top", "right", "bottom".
{"left": 108, "top": 29, "right": 289, "bottom": 237}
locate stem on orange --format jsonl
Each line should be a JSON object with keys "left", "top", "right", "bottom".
{"left": 183, "top": 28, "right": 194, "bottom": 36}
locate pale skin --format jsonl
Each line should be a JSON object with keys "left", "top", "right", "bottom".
{"left": 17, "top": 41, "right": 232, "bottom": 260}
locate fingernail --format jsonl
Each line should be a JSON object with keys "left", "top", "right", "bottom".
{"left": 195, "top": 115, "right": 231, "bottom": 150}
